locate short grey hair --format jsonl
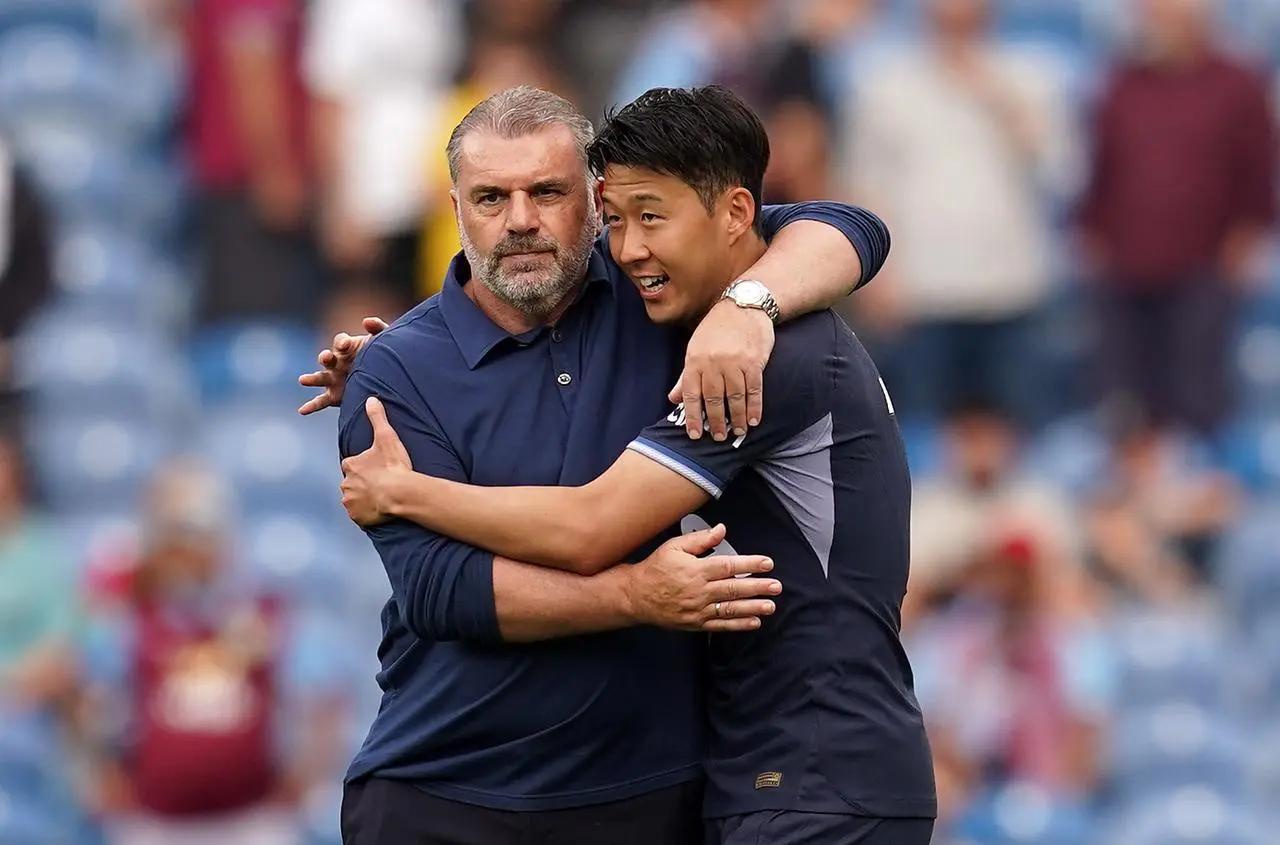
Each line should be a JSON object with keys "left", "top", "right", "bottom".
{"left": 445, "top": 86, "right": 595, "bottom": 184}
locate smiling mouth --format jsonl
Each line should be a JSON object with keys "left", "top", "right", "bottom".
{"left": 637, "top": 274, "right": 670, "bottom": 294}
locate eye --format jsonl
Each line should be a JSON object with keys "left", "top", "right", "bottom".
{"left": 477, "top": 192, "right": 502, "bottom": 205}
{"left": 640, "top": 212, "right": 661, "bottom": 224}
{"left": 604, "top": 213, "right": 623, "bottom": 227}
{"left": 534, "top": 187, "right": 563, "bottom": 198}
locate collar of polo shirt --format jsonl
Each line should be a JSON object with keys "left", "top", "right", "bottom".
{"left": 440, "top": 247, "right": 614, "bottom": 370}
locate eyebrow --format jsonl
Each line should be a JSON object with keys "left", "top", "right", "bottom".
{"left": 470, "top": 180, "right": 571, "bottom": 200}
{"left": 603, "top": 191, "right": 665, "bottom": 206}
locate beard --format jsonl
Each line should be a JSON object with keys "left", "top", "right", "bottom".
{"left": 460, "top": 215, "right": 598, "bottom": 321}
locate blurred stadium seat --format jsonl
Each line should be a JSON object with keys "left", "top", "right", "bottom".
{"left": 951, "top": 782, "right": 1095, "bottom": 845}
{"left": 190, "top": 321, "right": 318, "bottom": 406}
{"left": 14, "top": 305, "right": 193, "bottom": 422}
{"left": 1216, "top": 500, "right": 1280, "bottom": 629}
{"left": 25, "top": 413, "right": 172, "bottom": 513}
{"left": 1104, "top": 787, "right": 1267, "bottom": 845}
{"left": 199, "top": 401, "right": 340, "bottom": 515}
{"left": 1111, "top": 703, "right": 1248, "bottom": 798}
{"left": 1110, "top": 605, "right": 1232, "bottom": 711}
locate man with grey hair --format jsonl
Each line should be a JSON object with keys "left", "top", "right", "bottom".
{"left": 303, "top": 85, "right": 892, "bottom": 845}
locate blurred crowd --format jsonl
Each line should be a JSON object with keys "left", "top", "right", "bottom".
{"left": 2, "top": 0, "right": 1280, "bottom": 844}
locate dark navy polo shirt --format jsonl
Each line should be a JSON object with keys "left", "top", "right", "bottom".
{"left": 628, "top": 311, "right": 937, "bottom": 820}
{"left": 336, "top": 203, "right": 890, "bottom": 811}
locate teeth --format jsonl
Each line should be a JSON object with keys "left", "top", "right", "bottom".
{"left": 639, "top": 275, "right": 669, "bottom": 290}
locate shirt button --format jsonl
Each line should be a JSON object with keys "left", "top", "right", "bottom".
{"left": 551, "top": 329, "right": 563, "bottom": 342}
{"left": 557, "top": 372, "right": 572, "bottom": 386}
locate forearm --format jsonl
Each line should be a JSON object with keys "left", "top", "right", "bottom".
{"left": 309, "top": 96, "right": 345, "bottom": 208}
{"left": 387, "top": 471, "right": 604, "bottom": 572}
{"left": 746, "top": 219, "right": 872, "bottom": 321}
{"left": 225, "top": 39, "right": 296, "bottom": 177}
{"left": 493, "top": 558, "right": 636, "bottom": 642}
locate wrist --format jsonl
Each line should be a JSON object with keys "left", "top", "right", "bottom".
{"left": 382, "top": 469, "right": 416, "bottom": 519}
{"left": 599, "top": 565, "right": 642, "bottom": 625}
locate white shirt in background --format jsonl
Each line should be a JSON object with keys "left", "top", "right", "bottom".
{"left": 303, "top": 0, "right": 462, "bottom": 236}
{"left": 844, "top": 42, "right": 1082, "bottom": 322}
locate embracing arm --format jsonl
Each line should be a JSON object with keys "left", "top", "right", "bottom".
{"left": 339, "top": 355, "right": 774, "bottom": 640}
{"left": 370, "top": 320, "right": 833, "bottom": 572}
{"left": 383, "top": 448, "right": 706, "bottom": 575}
{"left": 755, "top": 202, "right": 890, "bottom": 319}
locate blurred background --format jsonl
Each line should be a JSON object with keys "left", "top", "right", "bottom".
{"left": 0, "top": 0, "right": 1278, "bottom": 843}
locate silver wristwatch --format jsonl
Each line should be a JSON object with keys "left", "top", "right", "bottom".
{"left": 721, "top": 279, "right": 780, "bottom": 324}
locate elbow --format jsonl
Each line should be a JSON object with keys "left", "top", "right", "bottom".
{"left": 553, "top": 489, "right": 634, "bottom": 574}
{"left": 402, "top": 560, "right": 503, "bottom": 645}
{"left": 555, "top": 518, "right": 618, "bottom": 575}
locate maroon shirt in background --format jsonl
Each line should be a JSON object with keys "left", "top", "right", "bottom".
{"left": 127, "top": 597, "right": 282, "bottom": 817}
{"left": 185, "top": 0, "right": 309, "bottom": 190}
{"left": 1079, "top": 52, "right": 1276, "bottom": 288}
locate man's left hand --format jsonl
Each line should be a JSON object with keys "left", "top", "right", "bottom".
{"left": 670, "top": 298, "right": 774, "bottom": 441}
{"left": 340, "top": 397, "right": 413, "bottom": 526}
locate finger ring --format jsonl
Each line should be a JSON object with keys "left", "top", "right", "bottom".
{"left": 714, "top": 602, "right": 723, "bottom": 618}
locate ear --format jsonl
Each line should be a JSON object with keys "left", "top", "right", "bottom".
{"left": 449, "top": 188, "right": 459, "bottom": 217}
{"left": 723, "top": 187, "right": 756, "bottom": 244}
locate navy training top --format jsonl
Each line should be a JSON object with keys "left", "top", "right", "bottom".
{"left": 627, "top": 311, "right": 937, "bottom": 820}
{"left": 336, "top": 203, "right": 889, "bottom": 811}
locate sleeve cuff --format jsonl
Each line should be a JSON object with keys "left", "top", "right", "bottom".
{"left": 626, "top": 438, "right": 724, "bottom": 499}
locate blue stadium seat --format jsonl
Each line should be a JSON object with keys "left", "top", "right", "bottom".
{"left": 1217, "top": 417, "right": 1280, "bottom": 493}
{"left": 0, "top": 28, "right": 114, "bottom": 110}
{"left": 0, "top": 0, "right": 99, "bottom": 39}
{"left": 1104, "top": 788, "right": 1267, "bottom": 845}
{"left": 33, "top": 146, "right": 187, "bottom": 236}
{"left": 1111, "top": 606, "right": 1232, "bottom": 711}
{"left": 26, "top": 413, "right": 172, "bottom": 513}
{"left": 951, "top": 782, "right": 1096, "bottom": 845}
{"left": 1111, "top": 704, "right": 1248, "bottom": 799}
{"left": 14, "top": 307, "right": 193, "bottom": 422}
{"left": 1021, "top": 412, "right": 1110, "bottom": 497}
{"left": 1215, "top": 501, "right": 1280, "bottom": 628}
{"left": 199, "top": 401, "right": 341, "bottom": 515}
{"left": 191, "top": 321, "right": 318, "bottom": 406}
{"left": 240, "top": 512, "right": 353, "bottom": 612}
{"left": 52, "top": 227, "right": 190, "bottom": 324}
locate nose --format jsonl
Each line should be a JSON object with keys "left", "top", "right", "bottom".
{"left": 505, "top": 191, "right": 540, "bottom": 235}
{"left": 615, "top": 226, "right": 650, "bottom": 266}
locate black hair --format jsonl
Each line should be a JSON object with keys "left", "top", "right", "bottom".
{"left": 587, "top": 86, "right": 770, "bottom": 235}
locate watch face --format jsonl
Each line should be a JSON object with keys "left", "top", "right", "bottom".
{"left": 732, "top": 280, "right": 768, "bottom": 305}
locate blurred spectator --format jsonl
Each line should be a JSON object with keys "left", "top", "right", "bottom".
{"left": 179, "top": 0, "right": 318, "bottom": 326}
{"left": 1085, "top": 409, "right": 1240, "bottom": 602}
{"left": 419, "top": 10, "right": 577, "bottom": 296}
{"left": 1077, "top": 0, "right": 1276, "bottom": 437}
{"left": 304, "top": 0, "right": 461, "bottom": 305}
{"left": 905, "top": 397, "right": 1086, "bottom": 629}
{"left": 842, "top": 0, "right": 1081, "bottom": 429}
{"left": 611, "top": 0, "right": 840, "bottom": 205}
{"left": 910, "top": 529, "right": 1114, "bottom": 829}
{"left": 77, "top": 459, "right": 346, "bottom": 845}
{"left": 0, "top": 137, "right": 53, "bottom": 405}
{"left": 0, "top": 423, "right": 77, "bottom": 713}
{"left": 318, "top": 281, "right": 409, "bottom": 347}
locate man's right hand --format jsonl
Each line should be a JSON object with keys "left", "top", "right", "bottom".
{"left": 623, "top": 523, "right": 781, "bottom": 633}
{"left": 297, "top": 316, "right": 389, "bottom": 415}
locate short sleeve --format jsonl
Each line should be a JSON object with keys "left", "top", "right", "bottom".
{"left": 625, "top": 316, "right": 834, "bottom": 498}
{"left": 757, "top": 202, "right": 892, "bottom": 289}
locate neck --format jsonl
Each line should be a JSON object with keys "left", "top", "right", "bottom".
{"left": 467, "top": 278, "right": 582, "bottom": 334}
{"left": 690, "top": 234, "right": 769, "bottom": 324}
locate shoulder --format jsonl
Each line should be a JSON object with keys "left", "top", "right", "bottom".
{"left": 339, "top": 300, "right": 452, "bottom": 430}
{"left": 771, "top": 311, "right": 840, "bottom": 365}
{"left": 349, "top": 299, "right": 451, "bottom": 386}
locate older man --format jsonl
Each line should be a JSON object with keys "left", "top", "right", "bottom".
{"left": 305, "top": 86, "right": 890, "bottom": 845}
